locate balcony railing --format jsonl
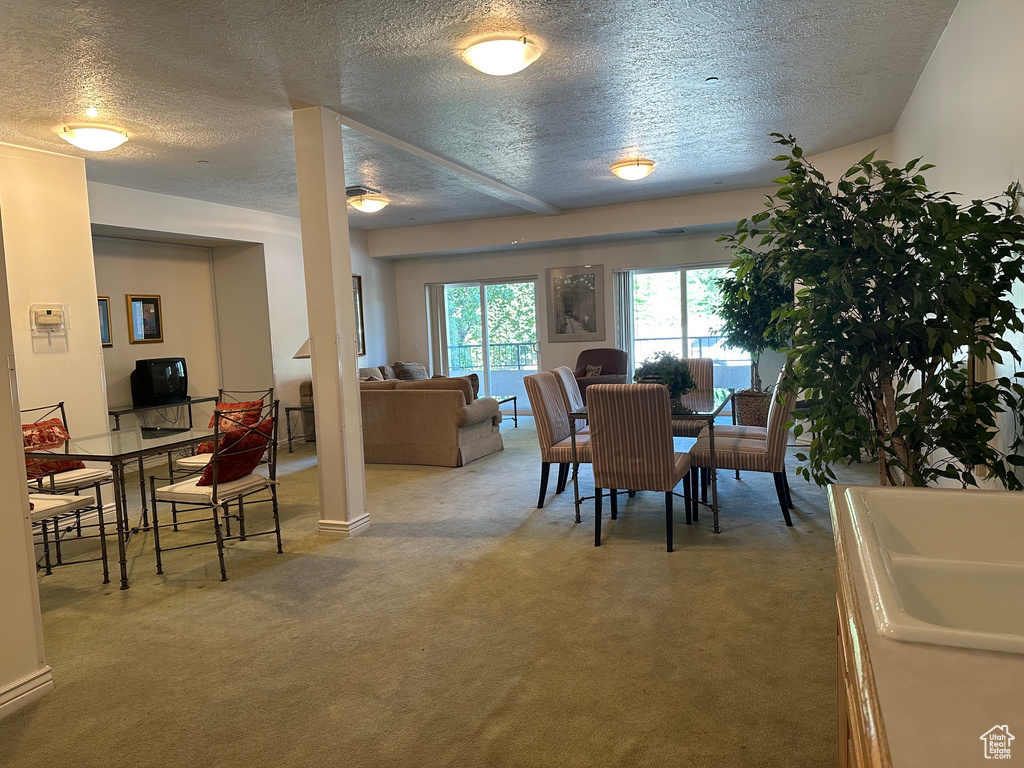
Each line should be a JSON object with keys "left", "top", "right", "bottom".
{"left": 448, "top": 342, "right": 538, "bottom": 371}
{"left": 634, "top": 335, "right": 750, "bottom": 363}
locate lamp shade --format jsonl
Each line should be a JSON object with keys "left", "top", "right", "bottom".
{"left": 293, "top": 338, "right": 311, "bottom": 359}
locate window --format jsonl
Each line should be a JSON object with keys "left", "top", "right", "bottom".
{"left": 630, "top": 267, "right": 752, "bottom": 391}
{"left": 432, "top": 279, "right": 539, "bottom": 403}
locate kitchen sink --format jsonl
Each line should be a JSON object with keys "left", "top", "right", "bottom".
{"left": 845, "top": 486, "right": 1024, "bottom": 654}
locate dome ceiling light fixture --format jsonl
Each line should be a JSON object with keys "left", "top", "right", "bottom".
{"left": 58, "top": 124, "right": 128, "bottom": 152}
{"left": 346, "top": 184, "right": 390, "bottom": 213}
{"left": 610, "top": 157, "right": 656, "bottom": 180}
{"left": 461, "top": 36, "right": 541, "bottom": 76}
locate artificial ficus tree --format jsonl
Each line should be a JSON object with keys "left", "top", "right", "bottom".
{"left": 714, "top": 252, "right": 792, "bottom": 391}
{"left": 721, "top": 134, "right": 1024, "bottom": 489}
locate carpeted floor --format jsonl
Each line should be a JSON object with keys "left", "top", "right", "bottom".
{"left": 1, "top": 419, "right": 875, "bottom": 767}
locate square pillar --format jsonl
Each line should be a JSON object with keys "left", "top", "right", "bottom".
{"left": 292, "top": 106, "right": 368, "bottom": 536}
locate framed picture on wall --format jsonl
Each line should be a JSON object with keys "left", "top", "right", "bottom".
{"left": 546, "top": 265, "right": 605, "bottom": 343}
{"left": 98, "top": 296, "right": 112, "bottom": 347}
{"left": 126, "top": 294, "right": 163, "bottom": 344}
{"left": 353, "top": 275, "right": 366, "bottom": 357}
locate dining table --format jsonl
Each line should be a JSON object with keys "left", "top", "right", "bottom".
{"left": 568, "top": 387, "right": 735, "bottom": 533}
{"left": 33, "top": 425, "right": 216, "bottom": 589}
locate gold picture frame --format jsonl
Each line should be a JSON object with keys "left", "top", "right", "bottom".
{"left": 353, "top": 275, "right": 366, "bottom": 357}
{"left": 98, "top": 296, "right": 113, "bottom": 347}
{"left": 126, "top": 294, "right": 163, "bottom": 344}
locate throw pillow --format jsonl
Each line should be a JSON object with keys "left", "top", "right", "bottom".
{"left": 23, "top": 418, "right": 85, "bottom": 478}
{"left": 198, "top": 400, "right": 264, "bottom": 453}
{"left": 197, "top": 417, "right": 274, "bottom": 486}
{"left": 393, "top": 361, "right": 429, "bottom": 381}
{"left": 22, "top": 418, "right": 71, "bottom": 450}
{"left": 585, "top": 365, "right": 603, "bottom": 377}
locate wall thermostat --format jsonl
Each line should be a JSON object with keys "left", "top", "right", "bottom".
{"left": 30, "top": 304, "right": 68, "bottom": 335}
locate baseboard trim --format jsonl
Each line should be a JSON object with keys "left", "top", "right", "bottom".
{"left": 318, "top": 513, "right": 370, "bottom": 537}
{"left": 0, "top": 666, "right": 53, "bottom": 719}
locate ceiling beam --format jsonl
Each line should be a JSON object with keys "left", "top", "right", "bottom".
{"left": 338, "top": 115, "right": 563, "bottom": 217}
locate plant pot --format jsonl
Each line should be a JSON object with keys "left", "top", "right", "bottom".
{"left": 734, "top": 390, "right": 771, "bottom": 427}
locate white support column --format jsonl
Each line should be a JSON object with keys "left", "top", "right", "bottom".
{"left": 292, "top": 106, "right": 369, "bottom": 537}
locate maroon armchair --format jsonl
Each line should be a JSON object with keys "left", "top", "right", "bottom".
{"left": 574, "top": 348, "right": 629, "bottom": 403}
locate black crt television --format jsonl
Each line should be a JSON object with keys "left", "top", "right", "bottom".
{"left": 130, "top": 357, "right": 188, "bottom": 408}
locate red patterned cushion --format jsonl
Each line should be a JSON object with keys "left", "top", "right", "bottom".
{"left": 23, "top": 418, "right": 86, "bottom": 478}
{"left": 197, "top": 417, "right": 274, "bottom": 486}
{"left": 22, "top": 418, "right": 71, "bottom": 450}
{"left": 198, "top": 400, "right": 264, "bottom": 453}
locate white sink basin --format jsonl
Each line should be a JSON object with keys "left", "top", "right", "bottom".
{"left": 845, "top": 486, "right": 1024, "bottom": 654}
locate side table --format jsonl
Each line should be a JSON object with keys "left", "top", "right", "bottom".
{"left": 285, "top": 404, "right": 315, "bottom": 452}
{"left": 491, "top": 395, "right": 518, "bottom": 427}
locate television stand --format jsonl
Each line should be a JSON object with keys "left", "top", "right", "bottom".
{"left": 108, "top": 395, "right": 219, "bottom": 431}
{"left": 140, "top": 426, "right": 191, "bottom": 439}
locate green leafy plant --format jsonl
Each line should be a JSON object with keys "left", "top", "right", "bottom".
{"left": 633, "top": 352, "right": 696, "bottom": 399}
{"left": 714, "top": 254, "right": 792, "bottom": 390}
{"left": 721, "top": 134, "right": 1024, "bottom": 489}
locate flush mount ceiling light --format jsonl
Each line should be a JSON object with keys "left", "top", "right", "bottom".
{"left": 348, "top": 195, "right": 389, "bottom": 213}
{"left": 610, "top": 157, "right": 656, "bottom": 180}
{"left": 58, "top": 124, "right": 128, "bottom": 152}
{"left": 346, "top": 184, "right": 390, "bottom": 213}
{"left": 461, "top": 37, "right": 541, "bottom": 76}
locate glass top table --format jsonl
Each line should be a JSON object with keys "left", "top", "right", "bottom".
{"left": 39, "top": 426, "right": 216, "bottom": 461}
{"left": 568, "top": 387, "right": 734, "bottom": 533}
{"left": 34, "top": 425, "right": 216, "bottom": 589}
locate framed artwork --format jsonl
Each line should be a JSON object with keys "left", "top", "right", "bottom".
{"left": 126, "top": 294, "right": 163, "bottom": 344}
{"left": 353, "top": 274, "right": 366, "bottom": 357}
{"left": 98, "top": 296, "right": 112, "bottom": 347}
{"left": 546, "top": 265, "right": 605, "bottom": 343}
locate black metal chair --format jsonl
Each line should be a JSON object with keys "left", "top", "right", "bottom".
{"left": 29, "top": 480, "right": 110, "bottom": 583}
{"left": 149, "top": 400, "right": 282, "bottom": 581}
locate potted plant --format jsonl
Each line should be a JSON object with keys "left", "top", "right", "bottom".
{"left": 633, "top": 351, "right": 696, "bottom": 400}
{"left": 713, "top": 252, "right": 793, "bottom": 425}
{"left": 721, "top": 134, "right": 1024, "bottom": 489}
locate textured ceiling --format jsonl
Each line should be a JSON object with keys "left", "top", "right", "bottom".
{"left": 0, "top": 0, "right": 958, "bottom": 229}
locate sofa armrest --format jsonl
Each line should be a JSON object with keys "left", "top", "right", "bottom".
{"left": 456, "top": 397, "right": 501, "bottom": 428}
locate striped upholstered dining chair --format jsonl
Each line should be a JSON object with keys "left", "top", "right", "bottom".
{"left": 671, "top": 358, "right": 714, "bottom": 438}
{"left": 588, "top": 384, "right": 693, "bottom": 552}
{"left": 524, "top": 371, "right": 592, "bottom": 509}
{"left": 688, "top": 383, "right": 797, "bottom": 525}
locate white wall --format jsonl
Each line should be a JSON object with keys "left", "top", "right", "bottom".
{"left": 87, "top": 183, "right": 400, "bottom": 406}
{"left": 0, "top": 143, "right": 111, "bottom": 716}
{"left": 0, "top": 144, "right": 108, "bottom": 435}
{"left": 893, "top": 0, "right": 1024, "bottom": 463}
{"left": 93, "top": 237, "right": 221, "bottom": 409}
{"left": 350, "top": 228, "right": 398, "bottom": 366}
{"left": 210, "top": 242, "right": 275, "bottom": 392}
{"left": 0, "top": 226, "right": 51, "bottom": 717}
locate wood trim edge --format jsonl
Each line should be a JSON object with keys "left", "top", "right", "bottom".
{"left": 830, "top": 487, "right": 893, "bottom": 768}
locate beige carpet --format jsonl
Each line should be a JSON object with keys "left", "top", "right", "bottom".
{"left": 1, "top": 419, "right": 874, "bottom": 767}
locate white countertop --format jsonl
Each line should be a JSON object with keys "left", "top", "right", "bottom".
{"left": 830, "top": 485, "right": 1024, "bottom": 766}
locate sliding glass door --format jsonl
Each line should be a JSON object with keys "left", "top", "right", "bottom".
{"left": 442, "top": 280, "right": 538, "bottom": 401}
{"left": 631, "top": 267, "right": 751, "bottom": 391}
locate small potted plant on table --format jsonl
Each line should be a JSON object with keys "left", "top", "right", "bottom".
{"left": 633, "top": 351, "right": 696, "bottom": 403}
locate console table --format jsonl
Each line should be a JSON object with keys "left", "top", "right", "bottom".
{"left": 108, "top": 396, "right": 219, "bottom": 432}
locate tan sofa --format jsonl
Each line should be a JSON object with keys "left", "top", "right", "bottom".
{"left": 299, "top": 376, "right": 503, "bottom": 467}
